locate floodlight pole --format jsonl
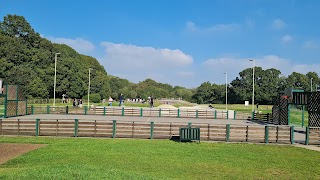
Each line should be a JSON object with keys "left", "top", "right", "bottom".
{"left": 53, "top": 53, "right": 60, "bottom": 107}
{"left": 249, "top": 59, "right": 255, "bottom": 113}
{"left": 224, "top": 72, "right": 228, "bottom": 110}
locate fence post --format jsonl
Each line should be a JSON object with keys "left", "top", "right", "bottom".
{"left": 140, "top": 108, "right": 143, "bottom": 117}
{"left": 265, "top": 126, "right": 269, "bottom": 144}
{"left": 226, "top": 124, "right": 230, "bottom": 142}
{"left": 214, "top": 110, "right": 217, "bottom": 119}
{"left": 31, "top": 105, "right": 34, "bottom": 115}
{"left": 159, "top": 108, "right": 161, "bottom": 117}
{"left": 305, "top": 126, "right": 309, "bottom": 145}
{"left": 47, "top": 105, "right": 50, "bottom": 114}
{"left": 290, "top": 126, "right": 294, "bottom": 144}
{"left": 35, "top": 118, "right": 40, "bottom": 137}
{"left": 288, "top": 104, "right": 291, "bottom": 125}
{"left": 150, "top": 122, "right": 154, "bottom": 139}
{"left": 188, "top": 122, "right": 192, "bottom": 128}
{"left": 74, "top": 119, "right": 79, "bottom": 137}
{"left": 251, "top": 111, "right": 254, "bottom": 121}
{"left": 276, "top": 126, "right": 279, "bottom": 143}
{"left": 302, "top": 105, "right": 305, "bottom": 127}
{"left": 112, "top": 120, "right": 117, "bottom": 138}
{"left": 226, "top": 111, "right": 229, "bottom": 119}
{"left": 234, "top": 111, "right": 236, "bottom": 120}
{"left": 196, "top": 110, "right": 198, "bottom": 118}
{"left": 177, "top": 109, "right": 180, "bottom": 118}
{"left": 103, "top": 107, "right": 106, "bottom": 116}
{"left": 84, "top": 106, "right": 87, "bottom": 115}
{"left": 66, "top": 106, "right": 69, "bottom": 114}
{"left": 122, "top": 107, "right": 124, "bottom": 116}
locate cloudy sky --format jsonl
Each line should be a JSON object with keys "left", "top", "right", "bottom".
{"left": 2, "top": 0, "right": 320, "bottom": 88}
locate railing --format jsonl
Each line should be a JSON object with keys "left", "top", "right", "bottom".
{"left": 27, "top": 106, "right": 250, "bottom": 120}
{"left": 306, "top": 127, "right": 320, "bottom": 145}
{"left": 0, "top": 118, "right": 300, "bottom": 144}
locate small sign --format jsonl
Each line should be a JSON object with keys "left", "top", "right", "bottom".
{"left": 245, "top": 101, "right": 249, "bottom": 106}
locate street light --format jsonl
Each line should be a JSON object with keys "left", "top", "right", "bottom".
{"left": 311, "top": 78, "right": 313, "bottom": 92}
{"left": 224, "top": 72, "right": 228, "bottom": 110}
{"left": 53, "top": 53, "right": 60, "bottom": 107}
{"left": 88, "top": 68, "right": 94, "bottom": 107}
{"left": 249, "top": 59, "right": 255, "bottom": 112}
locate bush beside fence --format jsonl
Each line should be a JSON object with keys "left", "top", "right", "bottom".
{"left": 0, "top": 118, "right": 309, "bottom": 145}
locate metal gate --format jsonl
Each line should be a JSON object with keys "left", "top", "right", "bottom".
{"left": 272, "top": 96, "right": 288, "bottom": 125}
{"left": 308, "top": 92, "right": 320, "bottom": 127}
{"left": 2, "top": 84, "right": 27, "bottom": 117}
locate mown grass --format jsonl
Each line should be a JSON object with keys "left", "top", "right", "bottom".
{"left": 0, "top": 137, "right": 319, "bottom": 179}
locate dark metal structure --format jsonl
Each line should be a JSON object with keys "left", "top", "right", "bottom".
{"left": 1, "top": 84, "right": 27, "bottom": 118}
{"left": 272, "top": 88, "right": 320, "bottom": 127}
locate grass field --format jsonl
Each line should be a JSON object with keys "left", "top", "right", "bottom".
{"left": 0, "top": 137, "right": 319, "bottom": 179}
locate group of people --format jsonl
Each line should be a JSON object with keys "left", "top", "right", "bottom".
{"left": 69, "top": 94, "right": 155, "bottom": 108}
{"left": 73, "top": 98, "right": 83, "bottom": 108}
{"left": 107, "top": 94, "right": 154, "bottom": 108}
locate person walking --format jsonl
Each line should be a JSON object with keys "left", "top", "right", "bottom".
{"left": 108, "top": 97, "right": 113, "bottom": 106}
{"left": 119, "top": 94, "right": 123, "bottom": 107}
{"left": 150, "top": 95, "right": 154, "bottom": 108}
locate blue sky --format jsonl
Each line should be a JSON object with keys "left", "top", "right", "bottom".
{"left": 1, "top": 0, "right": 320, "bottom": 88}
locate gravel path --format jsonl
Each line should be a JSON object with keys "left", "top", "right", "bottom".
{"left": 0, "top": 143, "right": 46, "bottom": 164}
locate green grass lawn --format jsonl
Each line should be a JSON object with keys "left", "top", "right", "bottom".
{"left": 0, "top": 137, "right": 319, "bottom": 179}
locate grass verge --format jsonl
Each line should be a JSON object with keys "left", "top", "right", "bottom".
{"left": 0, "top": 137, "right": 319, "bottom": 179}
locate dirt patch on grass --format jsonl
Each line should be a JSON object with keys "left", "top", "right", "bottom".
{"left": 0, "top": 143, "right": 46, "bottom": 164}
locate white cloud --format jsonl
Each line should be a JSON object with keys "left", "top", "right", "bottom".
{"left": 185, "top": 21, "right": 197, "bottom": 32}
{"left": 201, "top": 55, "right": 320, "bottom": 84}
{"left": 99, "top": 42, "right": 194, "bottom": 86}
{"left": 303, "top": 40, "right": 318, "bottom": 49}
{"left": 281, "top": 35, "right": 293, "bottom": 44}
{"left": 48, "top": 37, "right": 95, "bottom": 53}
{"left": 185, "top": 21, "right": 239, "bottom": 33}
{"left": 272, "top": 19, "right": 286, "bottom": 30}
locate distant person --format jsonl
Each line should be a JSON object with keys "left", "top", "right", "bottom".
{"left": 78, "top": 99, "right": 83, "bottom": 108}
{"left": 73, "top": 98, "right": 77, "bottom": 107}
{"left": 119, "top": 94, "right": 123, "bottom": 107}
{"left": 150, "top": 95, "right": 154, "bottom": 108}
{"left": 108, "top": 97, "right": 113, "bottom": 106}
{"left": 256, "top": 103, "right": 259, "bottom": 109}
{"left": 62, "top": 94, "right": 66, "bottom": 103}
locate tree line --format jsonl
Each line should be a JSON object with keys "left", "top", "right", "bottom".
{"left": 0, "top": 14, "right": 318, "bottom": 105}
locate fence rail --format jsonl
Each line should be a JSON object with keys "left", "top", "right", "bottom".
{"left": 27, "top": 106, "right": 253, "bottom": 120}
{"left": 0, "top": 118, "right": 306, "bottom": 144}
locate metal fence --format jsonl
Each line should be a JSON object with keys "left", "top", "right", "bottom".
{"left": 27, "top": 105, "right": 253, "bottom": 120}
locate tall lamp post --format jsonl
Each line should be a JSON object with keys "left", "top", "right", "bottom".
{"left": 311, "top": 78, "right": 313, "bottom": 92}
{"left": 53, "top": 53, "right": 60, "bottom": 107}
{"left": 88, "top": 68, "right": 93, "bottom": 107}
{"left": 224, "top": 72, "right": 228, "bottom": 110}
{"left": 249, "top": 59, "right": 255, "bottom": 112}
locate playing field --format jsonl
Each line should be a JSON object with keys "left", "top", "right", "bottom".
{"left": 0, "top": 137, "right": 319, "bottom": 179}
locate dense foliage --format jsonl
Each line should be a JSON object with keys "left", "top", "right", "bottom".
{"left": 0, "top": 14, "right": 319, "bottom": 104}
